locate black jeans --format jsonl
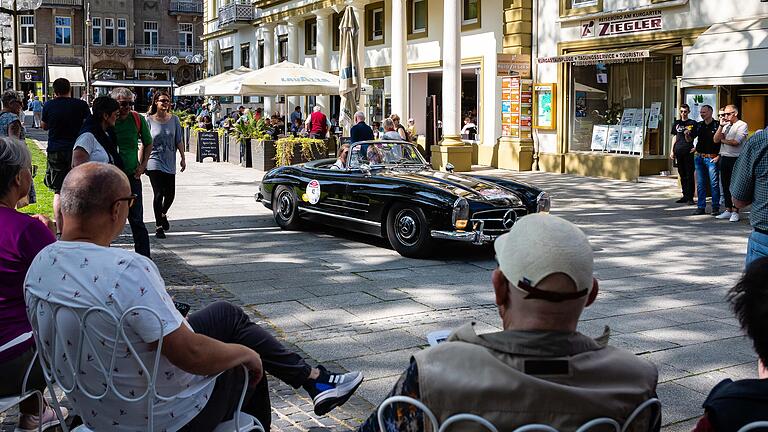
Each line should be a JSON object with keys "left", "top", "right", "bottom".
{"left": 146, "top": 170, "right": 176, "bottom": 228}
{"left": 719, "top": 155, "right": 738, "bottom": 209}
{"left": 674, "top": 148, "right": 695, "bottom": 200}
{"left": 128, "top": 177, "right": 150, "bottom": 258}
{"left": 180, "top": 301, "right": 312, "bottom": 431}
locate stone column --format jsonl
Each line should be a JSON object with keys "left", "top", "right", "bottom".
{"left": 262, "top": 22, "right": 276, "bottom": 115}
{"left": 390, "top": 0, "right": 407, "bottom": 119}
{"left": 431, "top": 0, "right": 472, "bottom": 171}
{"left": 315, "top": 9, "right": 333, "bottom": 111}
{"left": 286, "top": 18, "right": 301, "bottom": 112}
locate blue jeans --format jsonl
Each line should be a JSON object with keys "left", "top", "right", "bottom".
{"left": 694, "top": 155, "right": 720, "bottom": 210}
{"left": 746, "top": 230, "right": 768, "bottom": 269}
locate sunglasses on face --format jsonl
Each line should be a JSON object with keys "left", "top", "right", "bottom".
{"left": 157, "top": 99, "right": 171, "bottom": 104}
{"left": 723, "top": 111, "right": 736, "bottom": 116}
{"left": 119, "top": 101, "right": 134, "bottom": 107}
{"left": 112, "top": 194, "right": 137, "bottom": 208}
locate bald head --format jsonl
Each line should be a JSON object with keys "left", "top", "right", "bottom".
{"left": 61, "top": 163, "right": 130, "bottom": 217}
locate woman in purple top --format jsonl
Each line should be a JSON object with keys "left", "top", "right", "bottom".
{"left": 0, "top": 137, "right": 67, "bottom": 431}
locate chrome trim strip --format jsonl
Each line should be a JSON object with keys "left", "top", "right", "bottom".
{"left": 430, "top": 230, "right": 495, "bottom": 244}
{"left": 319, "top": 202, "right": 368, "bottom": 212}
{"left": 327, "top": 197, "right": 369, "bottom": 206}
{"left": 300, "top": 206, "right": 381, "bottom": 226}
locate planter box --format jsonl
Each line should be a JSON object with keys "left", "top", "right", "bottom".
{"left": 252, "top": 139, "right": 277, "bottom": 171}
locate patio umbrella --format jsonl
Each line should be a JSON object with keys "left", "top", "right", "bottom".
{"left": 176, "top": 66, "right": 252, "bottom": 96}
{"left": 338, "top": 6, "right": 361, "bottom": 132}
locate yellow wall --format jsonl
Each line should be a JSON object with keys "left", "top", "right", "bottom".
{"left": 741, "top": 96, "right": 766, "bottom": 133}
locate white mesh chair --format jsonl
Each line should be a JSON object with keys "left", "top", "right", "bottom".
{"left": 738, "top": 421, "right": 768, "bottom": 432}
{"left": 26, "top": 292, "right": 263, "bottom": 432}
{"left": 0, "top": 339, "right": 44, "bottom": 432}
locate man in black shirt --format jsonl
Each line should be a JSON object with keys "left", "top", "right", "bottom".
{"left": 670, "top": 103, "right": 696, "bottom": 204}
{"left": 690, "top": 104, "right": 721, "bottom": 215}
{"left": 350, "top": 111, "right": 374, "bottom": 143}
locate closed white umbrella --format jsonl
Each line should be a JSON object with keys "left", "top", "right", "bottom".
{"left": 338, "top": 6, "right": 361, "bottom": 132}
{"left": 205, "top": 61, "right": 372, "bottom": 96}
{"left": 177, "top": 66, "right": 252, "bottom": 96}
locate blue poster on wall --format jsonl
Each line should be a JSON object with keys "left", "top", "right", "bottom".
{"left": 501, "top": 101, "right": 512, "bottom": 114}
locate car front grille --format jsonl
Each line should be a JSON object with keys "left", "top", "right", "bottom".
{"left": 470, "top": 208, "right": 527, "bottom": 235}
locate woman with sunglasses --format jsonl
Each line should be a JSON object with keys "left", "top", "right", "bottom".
{"left": 72, "top": 96, "right": 123, "bottom": 168}
{"left": 0, "top": 137, "right": 69, "bottom": 431}
{"left": 145, "top": 90, "right": 185, "bottom": 239}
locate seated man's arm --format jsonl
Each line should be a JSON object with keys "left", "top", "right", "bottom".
{"left": 357, "top": 360, "right": 424, "bottom": 432}
{"left": 159, "top": 323, "right": 262, "bottom": 381}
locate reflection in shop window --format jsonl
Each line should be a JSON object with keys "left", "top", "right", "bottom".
{"left": 570, "top": 57, "right": 667, "bottom": 157}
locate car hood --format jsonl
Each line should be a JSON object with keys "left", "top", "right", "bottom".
{"left": 377, "top": 168, "right": 524, "bottom": 206}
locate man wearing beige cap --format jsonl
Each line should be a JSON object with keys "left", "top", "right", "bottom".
{"left": 356, "top": 214, "right": 659, "bottom": 432}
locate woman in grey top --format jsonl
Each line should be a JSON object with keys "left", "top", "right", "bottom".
{"left": 145, "top": 90, "right": 185, "bottom": 239}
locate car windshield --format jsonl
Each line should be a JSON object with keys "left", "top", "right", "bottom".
{"left": 348, "top": 142, "right": 427, "bottom": 168}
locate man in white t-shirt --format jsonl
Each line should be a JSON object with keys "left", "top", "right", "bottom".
{"left": 714, "top": 104, "right": 749, "bottom": 222}
{"left": 25, "top": 163, "right": 363, "bottom": 431}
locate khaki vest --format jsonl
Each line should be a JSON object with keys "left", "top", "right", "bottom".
{"left": 413, "top": 324, "right": 658, "bottom": 431}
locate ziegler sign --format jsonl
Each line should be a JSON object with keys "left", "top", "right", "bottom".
{"left": 581, "top": 10, "right": 662, "bottom": 38}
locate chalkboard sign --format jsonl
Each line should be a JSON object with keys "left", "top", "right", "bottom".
{"left": 197, "top": 131, "right": 220, "bottom": 162}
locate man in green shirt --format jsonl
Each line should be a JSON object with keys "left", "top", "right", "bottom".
{"left": 111, "top": 87, "right": 153, "bottom": 258}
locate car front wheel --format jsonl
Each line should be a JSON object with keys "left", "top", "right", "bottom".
{"left": 386, "top": 203, "right": 433, "bottom": 258}
{"left": 272, "top": 185, "right": 302, "bottom": 229}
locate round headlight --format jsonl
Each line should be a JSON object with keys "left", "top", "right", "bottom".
{"left": 452, "top": 197, "right": 470, "bottom": 229}
{"left": 537, "top": 191, "right": 551, "bottom": 213}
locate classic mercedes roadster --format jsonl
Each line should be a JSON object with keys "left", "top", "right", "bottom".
{"left": 256, "top": 140, "right": 550, "bottom": 257}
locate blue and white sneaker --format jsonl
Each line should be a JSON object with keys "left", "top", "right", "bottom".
{"left": 304, "top": 365, "right": 364, "bottom": 416}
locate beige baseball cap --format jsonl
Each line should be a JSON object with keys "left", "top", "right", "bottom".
{"left": 493, "top": 213, "right": 594, "bottom": 302}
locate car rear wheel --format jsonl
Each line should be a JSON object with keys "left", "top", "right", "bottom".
{"left": 273, "top": 185, "right": 301, "bottom": 229}
{"left": 386, "top": 203, "right": 433, "bottom": 258}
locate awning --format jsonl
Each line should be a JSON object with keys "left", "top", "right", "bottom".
{"left": 681, "top": 17, "right": 768, "bottom": 87}
{"left": 48, "top": 65, "right": 85, "bottom": 87}
{"left": 538, "top": 43, "right": 677, "bottom": 65}
{"left": 91, "top": 79, "right": 175, "bottom": 88}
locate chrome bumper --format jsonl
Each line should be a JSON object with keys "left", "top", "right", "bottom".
{"left": 430, "top": 229, "right": 496, "bottom": 244}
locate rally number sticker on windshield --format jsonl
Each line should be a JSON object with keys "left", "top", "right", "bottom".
{"left": 305, "top": 180, "right": 321, "bottom": 205}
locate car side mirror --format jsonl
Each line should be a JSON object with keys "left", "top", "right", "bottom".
{"left": 445, "top": 162, "right": 455, "bottom": 173}
{"left": 360, "top": 163, "right": 371, "bottom": 176}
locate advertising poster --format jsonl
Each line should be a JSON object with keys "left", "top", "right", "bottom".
{"left": 647, "top": 102, "right": 662, "bottom": 129}
{"left": 591, "top": 125, "right": 608, "bottom": 151}
{"left": 534, "top": 84, "right": 555, "bottom": 129}
{"left": 685, "top": 89, "right": 717, "bottom": 122}
{"left": 606, "top": 125, "right": 622, "bottom": 152}
{"left": 501, "top": 101, "right": 512, "bottom": 113}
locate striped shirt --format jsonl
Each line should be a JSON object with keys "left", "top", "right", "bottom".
{"left": 731, "top": 131, "right": 768, "bottom": 231}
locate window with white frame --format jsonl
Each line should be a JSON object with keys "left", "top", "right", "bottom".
{"left": 105, "top": 18, "right": 115, "bottom": 46}
{"left": 305, "top": 18, "right": 317, "bottom": 54}
{"left": 179, "top": 23, "right": 193, "bottom": 54}
{"left": 410, "top": 0, "right": 427, "bottom": 34}
{"left": 371, "top": 8, "right": 384, "bottom": 40}
{"left": 19, "top": 15, "right": 34, "bottom": 45}
{"left": 462, "top": 0, "right": 479, "bottom": 26}
{"left": 144, "top": 21, "right": 159, "bottom": 51}
{"left": 91, "top": 17, "right": 102, "bottom": 45}
{"left": 55, "top": 16, "right": 72, "bottom": 45}
{"left": 117, "top": 18, "right": 127, "bottom": 46}
{"left": 571, "top": 0, "right": 598, "bottom": 7}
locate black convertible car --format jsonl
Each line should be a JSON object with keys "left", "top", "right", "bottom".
{"left": 256, "top": 141, "right": 550, "bottom": 257}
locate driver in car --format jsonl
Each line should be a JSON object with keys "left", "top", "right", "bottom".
{"left": 331, "top": 144, "right": 349, "bottom": 170}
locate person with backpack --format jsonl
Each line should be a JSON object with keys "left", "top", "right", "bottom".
{"left": 111, "top": 87, "right": 153, "bottom": 258}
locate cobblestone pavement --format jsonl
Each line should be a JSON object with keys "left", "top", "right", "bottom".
{"left": 7, "top": 129, "right": 758, "bottom": 431}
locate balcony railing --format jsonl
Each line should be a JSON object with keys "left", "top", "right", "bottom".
{"left": 134, "top": 44, "right": 204, "bottom": 59}
{"left": 169, "top": 0, "right": 203, "bottom": 15}
{"left": 42, "top": 0, "right": 83, "bottom": 6}
{"left": 218, "top": 1, "right": 254, "bottom": 28}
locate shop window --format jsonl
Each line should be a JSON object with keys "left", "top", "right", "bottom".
{"left": 277, "top": 35, "right": 288, "bottom": 62}
{"left": 240, "top": 43, "right": 250, "bottom": 67}
{"left": 55, "top": 16, "right": 72, "bottom": 45}
{"left": 19, "top": 15, "right": 34, "bottom": 45}
{"left": 461, "top": 0, "right": 480, "bottom": 30}
{"left": 365, "top": 2, "right": 385, "bottom": 46}
{"left": 105, "top": 18, "right": 115, "bottom": 46}
{"left": 332, "top": 12, "right": 341, "bottom": 51}
{"left": 117, "top": 18, "right": 127, "bottom": 47}
{"left": 560, "top": 0, "right": 602, "bottom": 18}
{"left": 569, "top": 57, "right": 668, "bottom": 157}
{"left": 179, "top": 23, "right": 194, "bottom": 54}
{"left": 408, "top": 0, "right": 427, "bottom": 39}
{"left": 305, "top": 18, "right": 317, "bottom": 55}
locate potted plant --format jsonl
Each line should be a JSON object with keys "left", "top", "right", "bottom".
{"left": 230, "top": 112, "right": 271, "bottom": 168}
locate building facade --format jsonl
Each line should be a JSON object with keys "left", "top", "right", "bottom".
{"left": 202, "top": 0, "right": 535, "bottom": 170}
{"left": 534, "top": 0, "right": 768, "bottom": 180}
{"left": 13, "top": 0, "right": 203, "bottom": 107}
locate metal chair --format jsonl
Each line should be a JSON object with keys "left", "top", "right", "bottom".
{"left": 0, "top": 339, "right": 44, "bottom": 432}
{"left": 26, "top": 292, "right": 263, "bottom": 432}
{"left": 738, "top": 421, "right": 768, "bottom": 432}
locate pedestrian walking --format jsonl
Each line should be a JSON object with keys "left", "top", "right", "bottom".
{"left": 306, "top": 105, "right": 328, "bottom": 139}
{"left": 350, "top": 111, "right": 374, "bottom": 143}
{"left": 111, "top": 87, "right": 153, "bottom": 258}
{"left": 0, "top": 90, "right": 37, "bottom": 208}
{"left": 731, "top": 130, "right": 768, "bottom": 267}
{"left": 41, "top": 78, "right": 90, "bottom": 234}
{"left": 714, "top": 104, "right": 749, "bottom": 222}
{"left": 30, "top": 96, "right": 43, "bottom": 128}
{"left": 670, "top": 103, "right": 696, "bottom": 204}
{"left": 72, "top": 96, "right": 122, "bottom": 167}
{"left": 145, "top": 90, "right": 185, "bottom": 239}
{"left": 690, "top": 104, "right": 721, "bottom": 215}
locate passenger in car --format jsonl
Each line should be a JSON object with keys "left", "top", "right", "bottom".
{"left": 366, "top": 144, "right": 384, "bottom": 164}
{"left": 331, "top": 144, "right": 349, "bottom": 170}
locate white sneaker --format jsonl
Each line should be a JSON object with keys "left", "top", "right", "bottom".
{"left": 715, "top": 211, "right": 733, "bottom": 219}
{"left": 730, "top": 212, "right": 740, "bottom": 222}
